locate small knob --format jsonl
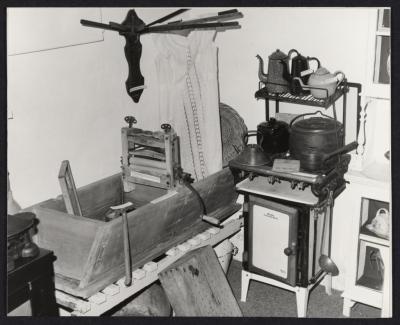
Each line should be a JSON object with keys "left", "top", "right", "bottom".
{"left": 290, "top": 180, "right": 297, "bottom": 190}
{"left": 284, "top": 247, "right": 294, "bottom": 256}
{"left": 21, "top": 241, "right": 40, "bottom": 258}
{"left": 298, "top": 182, "right": 307, "bottom": 191}
{"left": 161, "top": 123, "right": 171, "bottom": 132}
{"left": 249, "top": 172, "right": 256, "bottom": 181}
{"left": 124, "top": 116, "right": 137, "bottom": 128}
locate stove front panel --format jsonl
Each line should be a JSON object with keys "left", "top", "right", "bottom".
{"left": 246, "top": 196, "right": 299, "bottom": 286}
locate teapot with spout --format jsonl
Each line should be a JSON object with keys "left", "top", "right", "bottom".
{"left": 282, "top": 49, "right": 321, "bottom": 96}
{"left": 294, "top": 67, "right": 345, "bottom": 99}
{"left": 256, "top": 49, "right": 291, "bottom": 94}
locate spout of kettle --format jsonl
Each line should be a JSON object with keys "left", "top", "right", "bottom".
{"left": 256, "top": 54, "right": 269, "bottom": 83}
{"left": 293, "top": 77, "right": 306, "bottom": 88}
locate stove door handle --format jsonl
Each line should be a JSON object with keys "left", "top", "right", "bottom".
{"left": 284, "top": 244, "right": 296, "bottom": 256}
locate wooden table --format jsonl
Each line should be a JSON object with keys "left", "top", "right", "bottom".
{"left": 8, "top": 249, "right": 58, "bottom": 316}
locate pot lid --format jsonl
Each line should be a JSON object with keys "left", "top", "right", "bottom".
{"left": 292, "top": 117, "right": 342, "bottom": 132}
{"left": 7, "top": 212, "right": 36, "bottom": 239}
{"left": 269, "top": 49, "right": 287, "bottom": 60}
{"left": 258, "top": 118, "right": 289, "bottom": 131}
{"left": 233, "top": 144, "right": 272, "bottom": 166}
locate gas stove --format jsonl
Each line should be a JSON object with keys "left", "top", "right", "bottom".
{"left": 229, "top": 153, "right": 351, "bottom": 200}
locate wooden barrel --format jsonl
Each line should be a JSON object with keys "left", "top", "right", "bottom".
{"left": 220, "top": 102, "right": 248, "bottom": 166}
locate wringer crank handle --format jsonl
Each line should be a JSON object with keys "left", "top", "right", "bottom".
{"left": 110, "top": 202, "right": 134, "bottom": 286}
{"left": 161, "top": 123, "right": 171, "bottom": 132}
{"left": 125, "top": 115, "right": 137, "bottom": 128}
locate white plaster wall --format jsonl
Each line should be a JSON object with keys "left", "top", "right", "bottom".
{"left": 8, "top": 7, "right": 380, "bottom": 292}
{"left": 7, "top": 8, "right": 168, "bottom": 207}
{"left": 213, "top": 7, "right": 372, "bottom": 142}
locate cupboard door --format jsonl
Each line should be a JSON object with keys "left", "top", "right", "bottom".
{"left": 248, "top": 197, "right": 298, "bottom": 286}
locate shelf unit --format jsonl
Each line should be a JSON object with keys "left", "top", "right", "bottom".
{"left": 341, "top": 174, "right": 391, "bottom": 317}
{"left": 255, "top": 81, "right": 349, "bottom": 108}
{"left": 359, "top": 225, "right": 390, "bottom": 247}
{"left": 255, "top": 80, "right": 362, "bottom": 138}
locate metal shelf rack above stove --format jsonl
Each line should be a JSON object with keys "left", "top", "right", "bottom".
{"left": 254, "top": 79, "right": 362, "bottom": 151}
{"left": 255, "top": 79, "right": 350, "bottom": 109}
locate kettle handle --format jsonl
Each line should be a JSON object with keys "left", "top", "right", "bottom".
{"left": 307, "top": 56, "right": 321, "bottom": 70}
{"left": 376, "top": 208, "right": 389, "bottom": 217}
{"left": 333, "top": 70, "right": 345, "bottom": 87}
{"left": 323, "top": 141, "right": 358, "bottom": 162}
{"left": 286, "top": 49, "right": 299, "bottom": 74}
{"left": 289, "top": 110, "right": 335, "bottom": 127}
{"left": 323, "top": 71, "right": 346, "bottom": 85}
{"left": 287, "top": 49, "right": 299, "bottom": 59}
{"left": 244, "top": 130, "right": 265, "bottom": 150}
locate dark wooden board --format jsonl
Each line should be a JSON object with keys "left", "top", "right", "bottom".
{"left": 158, "top": 245, "right": 242, "bottom": 316}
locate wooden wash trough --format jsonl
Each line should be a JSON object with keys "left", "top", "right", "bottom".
{"left": 26, "top": 168, "right": 239, "bottom": 298}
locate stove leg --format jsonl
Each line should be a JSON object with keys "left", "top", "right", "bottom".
{"left": 343, "top": 298, "right": 355, "bottom": 317}
{"left": 324, "top": 274, "right": 333, "bottom": 295}
{"left": 241, "top": 271, "right": 251, "bottom": 302}
{"left": 295, "top": 287, "right": 309, "bottom": 318}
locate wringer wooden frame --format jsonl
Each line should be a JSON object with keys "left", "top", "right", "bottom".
{"left": 120, "top": 116, "right": 180, "bottom": 192}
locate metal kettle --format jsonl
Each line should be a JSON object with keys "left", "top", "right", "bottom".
{"left": 256, "top": 49, "right": 290, "bottom": 93}
{"left": 233, "top": 131, "right": 272, "bottom": 166}
{"left": 257, "top": 118, "right": 290, "bottom": 155}
{"left": 282, "top": 49, "right": 321, "bottom": 96}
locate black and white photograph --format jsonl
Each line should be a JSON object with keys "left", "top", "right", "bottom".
{"left": 4, "top": 3, "right": 393, "bottom": 319}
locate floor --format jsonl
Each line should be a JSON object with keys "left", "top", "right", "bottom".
{"left": 226, "top": 260, "right": 381, "bottom": 318}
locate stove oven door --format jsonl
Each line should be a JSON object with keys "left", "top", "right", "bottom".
{"left": 245, "top": 195, "right": 299, "bottom": 286}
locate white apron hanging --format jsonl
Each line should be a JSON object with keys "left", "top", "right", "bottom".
{"left": 153, "top": 30, "right": 222, "bottom": 181}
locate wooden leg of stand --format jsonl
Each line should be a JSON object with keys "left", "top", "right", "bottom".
{"left": 324, "top": 274, "right": 333, "bottom": 296}
{"left": 343, "top": 297, "right": 355, "bottom": 317}
{"left": 241, "top": 271, "right": 251, "bottom": 302}
{"left": 295, "top": 287, "right": 309, "bottom": 318}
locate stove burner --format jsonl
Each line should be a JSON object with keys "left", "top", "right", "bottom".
{"left": 229, "top": 154, "right": 351, "bottom": 200}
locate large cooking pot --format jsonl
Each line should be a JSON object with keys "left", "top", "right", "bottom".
{"left": 257, "top": 118, "right": 289, "bottom": 155}
{"left": 289, "top": 111, "right": 356, "bottom": 172}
